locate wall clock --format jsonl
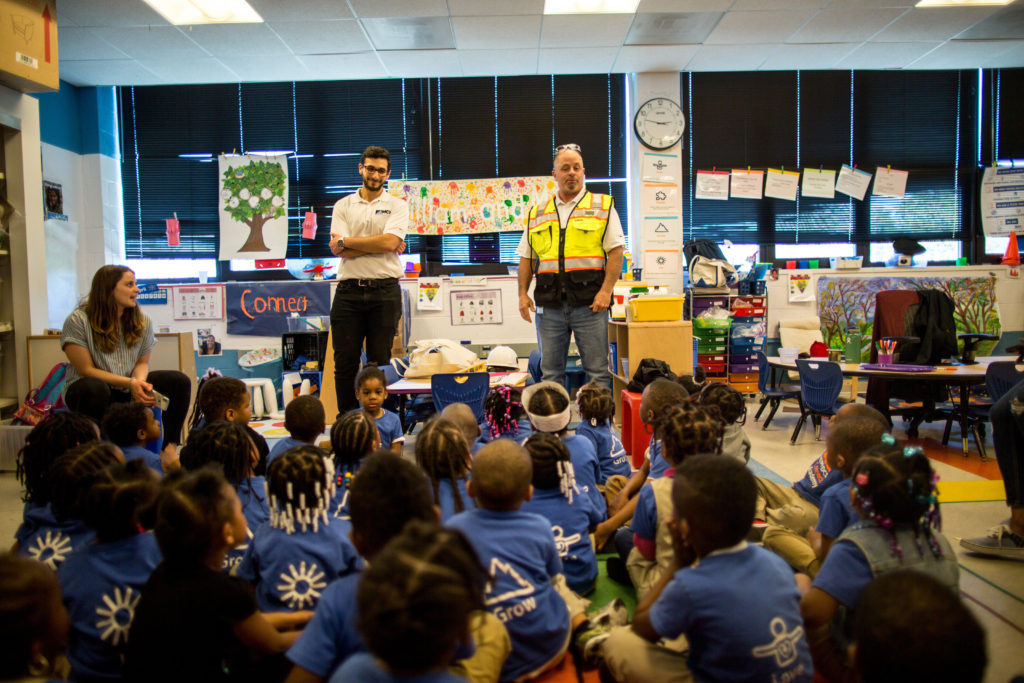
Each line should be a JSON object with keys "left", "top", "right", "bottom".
{"left": 633, "top": 98, "right": 685, "bottom": 151}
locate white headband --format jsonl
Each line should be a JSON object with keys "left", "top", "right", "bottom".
{"left": 528, "top": 407, "right": 571, "bottom": 433}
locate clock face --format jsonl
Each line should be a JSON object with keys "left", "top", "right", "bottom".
{"left": 634, "top": 98, "right": 686, "bottom": 151}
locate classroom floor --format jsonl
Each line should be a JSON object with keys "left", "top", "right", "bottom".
{"left": 2, "top": 396, "right": 1022, "bottom": 682}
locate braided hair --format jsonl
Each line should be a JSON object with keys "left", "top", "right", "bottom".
{"left": 356, "top": 519, "right": 486, "bottom": 675}
{"left": 49, "top": 442, "right": 123, "bottom": 522}
{"left": 179, "top": 421, "right": 255, "bottom": 487}
{"left": 697, "top": 382, "right": 747, "bottom": 426}
{"left": 82, "top": 458, "right": 160, "bottom": 542}
{"left": 16, "top": 412, "right": 98, "bottom": 505}
{"left": 576, "top": 382, "right": 614, "bottom": 426}
{"left": 187, "top": 376, "right": 248, "bottom": 430}
{"left": 523, "top": 432, "right": 576, "bottom": 503}
{"left": 329, "top": 409, "right": 377, "bottom": 491}
{"left": 849, "top": 437, "right": 944, "bottom": 561}
{"left": 0, "top": 553, "right": 65, "bottom": 679}
{"left": 414, "top": 418, "right": 471, "bottom": 514}
{"left": 266, "top": 446, "right": 335, "bottom": 535}
{"left": 152, "top": 466, "right": 236, "bottom": 565}
{"left": 655, "top": 402, "right": 723, "bottom": 468}
{"left": 483, "top": 386, "right": 525, "bottom": 440}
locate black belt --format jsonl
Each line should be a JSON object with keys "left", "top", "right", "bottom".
{"left": 340, "top": 278, "right": 399, "bottom": 289}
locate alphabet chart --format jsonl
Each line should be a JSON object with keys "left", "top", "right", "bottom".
{"left": 450, "top": 289, "right": 502, "bottom": 326}
{"left": 173, "top": 285, "right": 224, "bottom": 320}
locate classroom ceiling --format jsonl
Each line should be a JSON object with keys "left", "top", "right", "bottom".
{"left": 55, "top": 0, "right": 1024, "bottom": 86}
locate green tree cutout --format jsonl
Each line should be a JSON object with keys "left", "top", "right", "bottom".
{"left": 221, "top": 160, "right": 287, "bottom": 252}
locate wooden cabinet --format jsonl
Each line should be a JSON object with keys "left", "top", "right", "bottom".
{"left": 607, "top": 320, "right": 693, "bottom": 423}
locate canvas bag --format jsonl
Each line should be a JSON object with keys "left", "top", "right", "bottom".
{"left": 688, "top": 255, "right": 736, "bottom": 288}
{"left": 12, "top": 362, "right": 69, "bottom": 426}
{"left": 391, "top": 339, "right": 485, "bottom": 379}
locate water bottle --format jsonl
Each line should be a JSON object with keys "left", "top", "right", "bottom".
{"left": 844, "top": 328, "right": 861, "bottom": 364}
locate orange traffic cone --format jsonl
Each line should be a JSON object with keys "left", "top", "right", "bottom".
{"left": 1003, "top": 231, "right": 1020, "bottom": 266}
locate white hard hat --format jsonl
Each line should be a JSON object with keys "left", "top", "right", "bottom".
{"left": 486, "top": 345, "right": 519, "bottom": 370}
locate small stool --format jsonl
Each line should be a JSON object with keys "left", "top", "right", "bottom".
{"left": 243, "top": 378, "right": 282, "bottom": 419}
{"left": 621, "top": 390, "right": 648, "bottom": 469}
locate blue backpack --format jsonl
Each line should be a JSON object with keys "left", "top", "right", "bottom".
{"left": 12, "top": 362, "right": 69, "bottom": 426}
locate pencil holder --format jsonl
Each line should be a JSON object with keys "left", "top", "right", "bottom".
{"left": 878, "top": 353, "right": 894, "bottom": 365}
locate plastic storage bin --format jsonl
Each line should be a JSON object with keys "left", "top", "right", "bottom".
{"left": 628, "top": 296, "right": 685, "bottom": 322}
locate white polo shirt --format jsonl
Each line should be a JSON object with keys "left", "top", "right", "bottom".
{"left": 515, "top": 185, "right": 626, "bottom": 260}
{"left": 330, "top": 190, "right": 409, "bottom": 280}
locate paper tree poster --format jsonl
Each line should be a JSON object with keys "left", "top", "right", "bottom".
{"left": 789, "top": 273, "right": 815, "bottom": 302}
{"left": 218, "top": 154, "right": 289, "bottom": 260}
{"left": 417, "top": 277, "right": 443, "bottom": 311}
{"left": 390, "top": 176, "right": 552, "bottom": 235}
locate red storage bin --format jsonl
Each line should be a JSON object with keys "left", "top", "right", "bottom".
{"left": 621, "top": 390, "right": 650, "bottom": 469}
{"left": 697, "top": 353, "right": 726, "bottom": 363}
{"left": 700, "top": 362, "right": 726, "bottom": 374}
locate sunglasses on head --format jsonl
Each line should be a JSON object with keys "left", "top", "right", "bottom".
{"left": 554, "top": 143, "right": 581, "bottom": 154}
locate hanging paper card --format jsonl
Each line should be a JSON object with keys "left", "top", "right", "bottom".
{"left": 835, "top": 164, "right": 872, "bottom": 200}
{"left": 641, "top": 215, "right": 681, "bottom": 247}
{"left": 301, "top": 210, "right": 317, "bottom": 239}
{"left": 981, "top": 167, "right": 1024, "bottom": 237}
{"left": 872, "top": 167, "right": 908, "bottom": 198}
{"left": 642, "top": 183, "right": 679, "bottom": 212}
{"left": 695, "top": 170, "right": 730, "bottom": 200}
{"left": 643, "top": 249, "right": 681, "bottom": 276}
{"left": 218, "top": 154, "right": 289, "bottom": 260}
{"left": 417, "top": 277, "right": 443, "bottom": 311}
{"left": 764, "top": 169, "right": 800, "bottom": 201}
{"left": 641, "top": 152, "right": 677, "bottom": 181}
{"left": 730, "top": 169, "right": 764, "bottom": 199}
{"left": 801, "top": 168, "right": 836, "bottom": 199}
{"left": 788, "top": 273, "right": 815, "bottom": 303}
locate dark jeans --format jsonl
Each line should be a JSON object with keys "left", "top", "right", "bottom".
{"left": 993, "top": 378, "right": 1024, "bottom": 507}
{"left": 330, "top": 280, "right": 402, "bottom": 414}
{"left": 65, "top": 370, "right": 192, "bottom": 445}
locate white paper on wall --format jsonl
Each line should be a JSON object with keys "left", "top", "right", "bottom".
{"left": 730, "top": 169, "right": 764, "bottom": 199}
{"left": 695, "top": 170, "right": 730, "bottom": 200}
{"left": 801, "top": 168, "right": 836, "bottom": 199}
{"left": 417, "top": 277, "right": 443, "bottom": 311}
{"left": 642, "top": 183, "right": 679, "bottom": 212}
{"left": 641, "top": 152, "right": 678, "bottom": 182}
{"left": 641, "top": 215, "right": 682, "bottom": 247}
{"left": 643, "top": 249, "right": 681, "bottom": 276}
{"left": 788, "top": 273, "right": 815, "bottom": 303}
{"left": 981, "top": 166, "right": 1024, "bottom": 237}
{"left": 218, "top": 154, "right": 289, "bottom": 260}
{"left": 872, "top": 167, "right": 908, "bottom": 198}
{"left": 835, "top": 164, "right": 872, "bottom": 200}
{"left": 450, "top": 289, "right": 502, "bottom": 326}
{"left": 764, "top": 169, "right": 800, "bottom": 201}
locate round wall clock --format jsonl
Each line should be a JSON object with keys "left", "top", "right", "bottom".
{"left": 633, "top": 98, "right": 686, "bottom": 151}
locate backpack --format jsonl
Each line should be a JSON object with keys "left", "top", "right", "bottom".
{"left": 625, "top": 358, "right": 677, "bottom": 393}
{"left": 688, "top": 255, "right": 736, "bottom": 288}
{"left": 683, "top": 238, "right": 726, "bottom": 264}
{"left": 12, "top": 362, "right": 69, "bottom": 426}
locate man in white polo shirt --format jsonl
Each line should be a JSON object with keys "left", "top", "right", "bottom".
{"left": 329, "top": 145, "right": 408, "bottom": 414}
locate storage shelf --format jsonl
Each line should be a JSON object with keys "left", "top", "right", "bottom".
{"left": 0, "top": 397, "right": 17, "bottom": 409}
{"left": 0, "top": 322, "right": 11, "bottom": 333}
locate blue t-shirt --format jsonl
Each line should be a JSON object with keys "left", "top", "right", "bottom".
{"left": 792, "top": 453, "right": 843, "bottom": 507}
{"left": 647, "top": 437, "right": 669, "bottom": 479}
{"left": 815, "top": 479, "right": 857, "bottom": 540}
{"left": 435, "top": 476, "right": 475, "bottom": 523}
{"left": 238, "top": 520, "right": 361, "bottom": 612}
{"left": 223, "top": 477, "right": 270, "bottom": 574}
{"left": 121, "top": 444, "right": 164, "bottom": 475}
{"left": 478, "top": 417, "right": 532, "bottom": 445}
{"left": 447, "top": 508, "right": 569, "bottom": 682}
{"left": 373, "top": 409, "right": 405, "bottom": 449}
{"left": 286, "top": 571, "right": 364, "bottom": 677}
{"left": 16, "top": 504, "right": 95, "bottom": 571}
{"left": 329, "top": 652, "right": 467, "bottom": 683}
{"left": 649, "top": 543, "right": 813, "bottom": 683}
{"left": 267, "top": 436, "right": 311, "bottom": 466}
{"left": 810, "top": 538, "right": 875, "bottom": 609}
{"left": 520, "top": 488, "right": 601, "bottom": 595}
{"left": 57, "top": 532, "right": 163, "bottom": 681}
{"left": 562, "top": 435, "right": 606, "bottom": 519}
{"left": 575, "top": 420, "right": 630, "bottom": 481}
{"left": 630, "top": 469, "right": 672, "bottom": 545}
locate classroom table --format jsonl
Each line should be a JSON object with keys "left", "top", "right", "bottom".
{"left": 765, "top": 356, "right": 1012, "bottom": 459}
{"left": 387, "top": 372, "right": 528, "bottom": 431}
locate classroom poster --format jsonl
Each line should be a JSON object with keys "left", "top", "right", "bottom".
{"left": 788, "top": 274, "right": 815, "bottom": 302}
{"left": 417, "top": 277, "right": 443, "bottom": 311}
{"left": 730, "top": 169, "right": 764, "bottom": 199}
{"left": 225, "top": 281, "right": 331, "bottom": 335}
{"left": 643, "top": 249, "right": 681, "bottom": 276}
{"left": 764, "top": 169, "right": 800, "bottom": 201}
{"left": 389, "top": 176, "right": 552, "bottom": 235}
{"left": 218, "top": 154, "right": 289, "bottom": 260}
{"left": 642, "top": 183, "right": 679, "bottom": 211}
{"left": 980, "top": 166, "right": 1024, "bottom": 236}
{"left": 641, "top": 215, "right": 682, "bottom": 247}
{"left": 450, "top": 289, "right": 502, "bottom": 326}
{"left": 172, "top": 286, "right": 224, "bottom": 320}
{"left": 641, "top": 152, "right": 678, "bottom": 181}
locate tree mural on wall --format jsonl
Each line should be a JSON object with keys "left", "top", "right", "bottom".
{"left": 819, "top": 278, "right": 875, "bottom": 357}
{"left": 221, "top": 160, "right": 287, "bottom": 252}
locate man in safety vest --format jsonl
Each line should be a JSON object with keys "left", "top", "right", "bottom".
{"left": 516, "top": 144, "right": 625, "bottom": 389}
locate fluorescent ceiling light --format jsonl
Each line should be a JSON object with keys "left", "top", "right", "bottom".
{"left": 544, "top": 0, "right": 640, "bottom": 14}
{"left": 915, "top": 0, "right": 1013, "bottom": 6}
{"left": 142, "top": 0, "right": 263, "bottom": 25}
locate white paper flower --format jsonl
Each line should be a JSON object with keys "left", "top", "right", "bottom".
{"left": 239, "top": 188, "right": 251, "bottom": 200}
{"left": 248, "top": 195, "right": 260, "bottom": 207}
{"left": 260, "top": 187, "right": 272, "bottom": 199}
{"left": 221, "top": 189, "right": 232, "bottom": 200}
{"left": 229, "top": 196, "right": 240, "bottom": 208}
{"left": 271, "top": 195, "right": 283, "bottom": 207}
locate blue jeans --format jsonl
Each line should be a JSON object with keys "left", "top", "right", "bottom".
{"left": 993, "top": 378, "right": 1024, "bottom": 507}
{"left": 536, "top": 303, "right": 609, "bottom": 389}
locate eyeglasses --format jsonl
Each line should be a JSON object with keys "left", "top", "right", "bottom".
{"left": 554, "top": 143, "right": 581, "bottom": 154}
{"left": 361, "top": 164, "right": 389, "bottom": 176}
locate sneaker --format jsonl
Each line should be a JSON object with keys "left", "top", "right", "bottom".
{"left": 960, "top": 525, "right": 1024, "bottom": 559}
{"left": 589, "top": 598, "right": 628, "bottom": 627}
{"left": 573, "top": 620, "right": 613, "bottom": 668}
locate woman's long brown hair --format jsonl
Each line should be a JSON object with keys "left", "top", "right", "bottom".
{"left": 83, "top": 265, "right": 145, "bottom": 352}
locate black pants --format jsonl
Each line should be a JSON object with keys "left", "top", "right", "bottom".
{"left": 64, "top": 370, "right": 192, "bottom": 444}
{"left": 330, "top": 280, "right": 402, "bottom": 414}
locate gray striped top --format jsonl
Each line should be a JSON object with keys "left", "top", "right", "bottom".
{"left": 60, "top": 308, "right": 156, "bottom": 396}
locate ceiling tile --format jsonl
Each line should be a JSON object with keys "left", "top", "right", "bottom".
{"left": 184, "top": 23, "right": 292, "bottom": 57}
{"left": 348, "top": 0, "right": 449, "bottom": 19}
{"left": 788, "top": 8, "right": 906, "bottom": 43}
{"left": 957, "top": 2, "right": 1024, "bottom": 40}
{"left": 217, "top": 55, "right": 311, "bottom": 82}
{"left": 637, "top": 0, "right": 732, "bottom": 11}
{"left": 136, "top": 57, "right": 240, "bottom": 84}
{"left": 88, "top": 25, "right": 207, "bottom": 60}
{"left": 269, "top": 20, "right": 372, "bottom": 55}
{"left": 361, "top": 17, "right": 455, "bottom": 50}
{"left": 377, "top": 49, "right": 463, "bottom": 77}
{"left": 296, "top": 52, "right": 388, "bottom": 79}
{"left": 759, "top": 42, "right": 856, "bottom": 69}
{"left": 732, "top": 0, "right": 825, "bottom": 9}
{"left": 453, "top": 16, "right": 542, "bottom": 50}
{"left": 246, "top": 0, "right": 353, "bottom": 21}
{"left": 685, "top": 44, "right": 771, "bottom": 71}
{"left": 625, "top": 12, "right": 724, "bottom": 45}
{"left": 826, "top": 0, "right": 914, "bottom": 7}
{"left": 908, "top": 38, "right": 1022, "bottom": 69}
{"left": 59, "top": 59, "right": 164, "bottom": 86}
{"left": 706, "top": 10, "right": 815, "bottom": 44}
{"left": 448, "top": 0, "right": 544, "bottom": 16}
{"left": 56, "top": 0, "right": 168, "bottom": 28}
{"left": 58, "top": 27, "right": 129, "bottom": 61}
{"left": 835, "top": 41, "right": 941, "bottom": 69}
{"left": 540, "top": 14, "right": 634, "bottom": 47}
{"left": 613, "top": 44, "right": 700, "bottom": 71}
{"left": 872, "top": 7, "right": 1002, "bottom": 43}
{"left": 458, "top": 49, "right": 539, "bottom": 76}
{"left": 982, "top": 40, "right": 1024, "bottom": 67}
{"left": 537, "top": 47, "right": 619, "bottom": 74}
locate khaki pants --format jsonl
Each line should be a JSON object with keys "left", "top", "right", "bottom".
{"left": 755, "top": 477, "right": 821, "bottom": 576}
{"left": 600, "top": 475, "right": 630, "bottom": 513}
{"left": 450, "top": 611, "right": 512, "bottom": 683}
{"left": 602, "top": 626, "right": 693, "bottom": 683}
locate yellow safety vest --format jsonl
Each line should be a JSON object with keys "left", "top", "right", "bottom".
{"left": 527, "top": 192, "right": 612, "bottom": 307}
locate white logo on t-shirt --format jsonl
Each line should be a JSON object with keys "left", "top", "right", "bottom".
{"left": 751, "top": 617, "right": 804, "bottom": 668}
{"left": 277, "top": 561, "right": 328, "bottom": 609}
{"left": 27, "top": 530, "right": 72, "bottom": 570}
{"left": 484, "top": 558, "right": 535, "bottom": 606}
{"left": 552, "top": 526, "right": 582, "bottom": 558}
{"left": 96, "top": 586, "right": 140, "bottom": 646}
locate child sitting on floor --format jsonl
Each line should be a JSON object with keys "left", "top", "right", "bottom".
{"left": 415, "top": 416, "right": 475, "bottom": 522}
{"left": 355, "top": 365, "right": 404, "bottom": 453}
{"left": 0, "top": 553, "right": 70, "bottom": 681}
{"left": 520, "top": 432, "right": 602, "bottom": 595}
{"left": 124, "top": 467, "right": 311, "bottom": 682}
{"left": 585, "top": 454, "right": 813, "bottom": 683}
{"left": 697, "top": 382, "right": 750, "bottom": 463}
{"left": 102, "top": 401, "right": 165, "bottom": 474}
{"left": 326, "top": 410, "right": 379, "bottom": 530}
{"left": 186, "top": 375, "right": 269, "bottom": 474}
{"left": 441, "top": 402, "right": 484, "bottom": 456}
{"left": 574, "top": 382, "right": 630, "bottom": 489}
{"left": 268, "top": 395, "right": 326, "bottom": 466}
{"left": 58, "top": 458, "right": 162, "bottom": 680}
{"left": 238, "top": 446, "right": 360, "bottom": 613}
{"left": 478, "top": 386, "right": 530, "bottom": 446}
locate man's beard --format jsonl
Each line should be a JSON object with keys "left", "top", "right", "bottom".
{"left": 363, "top": 177, "right": 383, "bottom": 192}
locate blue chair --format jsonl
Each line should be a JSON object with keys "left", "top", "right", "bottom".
{"left": 431, "top": 372, "right": 491, "bottom": 422}
{"left": 754, "top": 351, "right": 801, "bottom": 430}
{"left": 791, "top": 359, "right": 846, "bottom": 443}
{"left": 941, "top": 361, "right": 1024, "bottom": 459}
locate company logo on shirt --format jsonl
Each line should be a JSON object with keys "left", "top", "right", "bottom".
{"left": 375, "top": 209, "right": 392, "bottom": 215}
{"left": 27, "top": 530, "right": 72, "bottom": 570}
{"left": 277, "top": 561, "right": 328, "bottom": 610}
{"left": 751, "top": 617, "right": 805, "bottom": 669}
{"left": 552, "top": 526, "right": 582, "bottom": 558}
{"left": 96, "top": 585, "right": 141, "bottom": 646}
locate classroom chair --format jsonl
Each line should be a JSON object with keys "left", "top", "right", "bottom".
{"left": 791, "top": 359, "right": 846, "bottom": 444}
{"left": 431, "top": 372, "right": 490, "bottom": 422}
{"left": 941, "top": 361, "right": 1024, "bottom": 459}
{"left": 754, "top": 351, "right": 801, "bottom": 430}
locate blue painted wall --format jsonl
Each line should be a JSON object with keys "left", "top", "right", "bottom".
{"left": 32, "top": 80, "right": 118, "bottom": 158}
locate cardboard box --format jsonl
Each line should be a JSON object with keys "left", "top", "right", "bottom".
{"left": 0, "top": 0, "right": 59, "bottom": 92}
